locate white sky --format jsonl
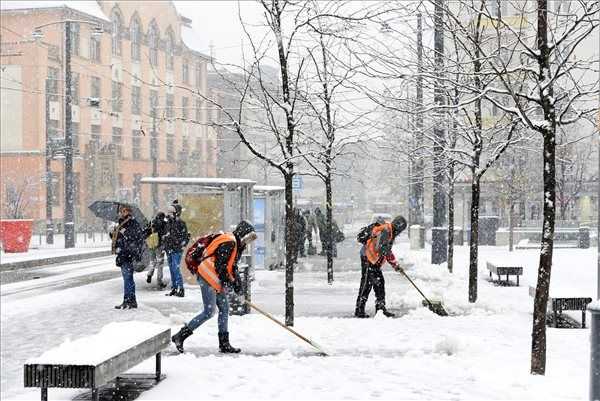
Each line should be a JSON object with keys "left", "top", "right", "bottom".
{"left": 173, "top": 1, "right": 264, "bottom": 66}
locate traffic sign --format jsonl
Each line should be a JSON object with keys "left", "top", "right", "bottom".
{"left": 292, "top": 176, "right": 303, "bottom": 191}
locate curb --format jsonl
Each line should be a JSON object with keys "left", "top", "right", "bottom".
{"left": 0, "top": 249, "right": 112, "bottom": 271}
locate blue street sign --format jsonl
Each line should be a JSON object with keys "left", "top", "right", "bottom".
{"left": 292, "top": 176, "right": 303, "bottom": 191}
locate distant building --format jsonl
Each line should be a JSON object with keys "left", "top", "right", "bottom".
{"left": 0, "top": 1, "right": 214, "bottom": 232}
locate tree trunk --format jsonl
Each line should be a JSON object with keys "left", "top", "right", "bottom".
{"left": 284, "top": 174, "right": 295, "bottom": 326}
{"left": 325, "top": 174, "right": 334, "bottom": 284}
{"left": 509, "top": 200, "right": 515, "bottom": 252}
{"left": 448, "top": 163, "right": 455, "bottom": 273}
{"left": 468, "top": 174, "right": 481, "bottom": 303}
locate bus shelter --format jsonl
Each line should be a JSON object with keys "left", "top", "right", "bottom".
{"left": 140, "top": 177, "right": 255, "bottom": 314}
{"left": 253, "top": 186, "right": 285, "bottom": 271}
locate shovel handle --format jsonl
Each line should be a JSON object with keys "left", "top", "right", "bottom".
{"left": 397, "top": 268, "right": 434, "bottom": 307}
{"left": 245, "top": 301, "right": 328, "bottom": 356}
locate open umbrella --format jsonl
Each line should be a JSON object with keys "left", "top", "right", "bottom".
{"left": 88, "top": 200, "right": 148, "bottom": 227}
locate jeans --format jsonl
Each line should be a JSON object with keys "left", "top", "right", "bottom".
{"left": 147, "top": 247, "right": 165, "bottom": 283}
{"left": 120, "top": 262, "right": 136, "bottom": 301}
{"left": 167, "top": 251, "right": 184, "bottom": 290}
{"left": 187, "top": 275, "right": 229, "bottom": 333}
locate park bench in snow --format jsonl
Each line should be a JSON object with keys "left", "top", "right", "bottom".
{"left": 24, "top": 322, "right": 170, "bottom": 401}
{"left": 528, "top": 286, "right": 592, "bottom": 329}
{"left": 486, "top": 261, "right": 523, "bottom": 286}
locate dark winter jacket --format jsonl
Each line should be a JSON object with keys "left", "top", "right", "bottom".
{"left": 163, "top": 216, "right": 190, "bottom": 254}
{"left": 111, "top": 217, "right": 145, "bottom": 267}
{"left": 293, "top": 211, "right": 307, "bottom": 240}
{"left": 145, "top": 213, "right": 168, "bottom": 248}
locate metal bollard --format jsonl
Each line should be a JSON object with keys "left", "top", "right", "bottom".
{"left": 590, "top": 302, "right": 600, "bottom": 401}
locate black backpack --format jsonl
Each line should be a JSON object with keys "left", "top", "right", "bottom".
{"left": 356, "top": 223, "right": 378, "bottom": 244}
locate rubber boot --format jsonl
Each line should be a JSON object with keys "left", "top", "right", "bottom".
{"left": 175, "top": 288, "right": 185, "bottom": 298}
{"left": 218, "top": 332, "right": 241, "bottom": 353}
{"left": 376, "top": 305, "right": 395, "bottom": 318}
{"left": 354, "top": 310, "right": 370, "bottom": 318}
{"left": 171, "top": 325, "right": 193, "bottom": 353}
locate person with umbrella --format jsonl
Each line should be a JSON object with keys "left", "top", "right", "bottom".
{"left": 110, "top": 205, "right": 145, "bottom": 309}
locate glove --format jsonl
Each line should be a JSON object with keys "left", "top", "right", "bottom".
{"left": 233, "top": 274, "right": 243, "bottom": 295}
{"left": 391, "top": 263, "right": 404, "bottom": 274}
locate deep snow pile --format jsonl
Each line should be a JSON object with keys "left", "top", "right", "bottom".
{"left": 3, "top": 241, "right": 595, "bottom": 400}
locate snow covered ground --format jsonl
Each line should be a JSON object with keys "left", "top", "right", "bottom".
{"left": 1, "top": 236, "right": 596, "bottom": 400}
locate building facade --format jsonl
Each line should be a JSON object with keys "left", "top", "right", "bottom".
{"left": 0, "top": 1, "right": 215, "bottom": 233}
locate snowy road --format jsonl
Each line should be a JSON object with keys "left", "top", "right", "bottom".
{"left": 1, "top": 239, "right": 594, "bottom": 400}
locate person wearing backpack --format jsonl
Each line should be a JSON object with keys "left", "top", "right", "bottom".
{"left": 145, "top": 211, "right": 168, "bottom": 289}
{"left": 171, "top": 220, "right": 257, "bottom": 354}
{"left": 354, "top": 215, "right": 407, "bottom": 318}
{"left": 110, "top": 205, "right": 145, "bottom": 310}
{"left": 163, "top": 204, "right": 190, "bottom": 297}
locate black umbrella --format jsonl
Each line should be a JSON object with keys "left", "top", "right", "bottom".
{"left": 88, "top": 200, "right": 148, "bottom": 227}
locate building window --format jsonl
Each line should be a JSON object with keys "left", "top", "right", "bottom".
{"left": 148, "top": 22, "right": 159, "bottom": 67}
{"left": 150, "top": 131, "right": 159, "bottom": 159}
{"left": 69, "top": 22, "right": 80, "bottom": 56}
{"left": 47, "top": 67, "right": 60, "bottom": 101}
{"left": 195, "top": 63, "right": 202, "bottom": 88}
{"left": 90, "top": 76, "right": 101, "bottom": 100}
{"left": 133, "top": 173, "right": 142, "bottom": 204}
{"left": 71, "top": 122, "right": 79, "bottom": 152}
{"left": 112, "top": 127, "right": 122, "bottom": 157}
{"left": 132, "top": 129, "right": 142, "bottom": 160}
{"left": 131, "top": 86, "right": 141, "bottom": 115}
{"left": 182, "top": 60, "right": 189, "bottom": 84}
{"left": 91, "top": 124, "right": 101, "bottom": 146}
{"left": 182, "top": 97, "right": 188, "bottom": 120}
{"left": 182, "top": 136, "right": 189, "bottom": 153}
{"left": 89, "top": 34, "right": 101, "bottom": 63}
{"left": 70, "top": 73, "right": 79, "bottom": 105}
{"left": 166, "top": 134, "right": 174, "bottom": 161}
{"left": 130, "top": 15, "right": 141, "bottom": 62}
{"left": 111, "top": 8, "right": 122, "bottom": 57}
{"left": 195, "top": 97, "right": 201, "bottom": 121}
{"left": 166, "top": 30, "right": 174, "bottom": 71}
{"left": 166, "top": 94, "right": 174, "bottom": 120}
{"left": 112, "top": 81, "right": 122, "bottom": 112}
{"left": 150, "top": 89, "right": 158, "bottom": 117}
{"left": 51, "top": 173, "right": 61, "bottom": 205}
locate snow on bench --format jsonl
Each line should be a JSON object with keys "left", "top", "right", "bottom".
{"left": 486, "top": 261, "right": 523, "bottom": 286}
{"left": 24, "top": 321, "right": 170, "bottom": 401}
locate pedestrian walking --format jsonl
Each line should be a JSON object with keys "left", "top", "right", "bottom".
{"left": 303, "top": 209, "right": 318, "bottom": 255}
{"left": 163, "top": 204, "right": 190, "bottom": 297}
{"left": 171, "top": 220, "right": 258, "bottom": 354}
{"left": 354, "top": 215, "right": 407, "bottom": 318}
{"left": 292, "top": 208, "right": 307, "bottom": 261}
{"left": 110, "top": 205, "right": 145, "bottom": 309}
{"left": 314, "top": 207, "right": 327, "bottom": 255}
{"left": 145, "top": 211, "right": 168, "bottom": 289}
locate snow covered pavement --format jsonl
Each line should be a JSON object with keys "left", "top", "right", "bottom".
{"left": 1, "top": 239, "right": 595, "bottom": 400}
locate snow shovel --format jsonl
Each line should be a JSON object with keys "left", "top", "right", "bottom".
{"left": 245, "top": 300, "right": 329, "bottom": 356}
{"left": 395, "top": 268, "right": 449, "bottom": 316}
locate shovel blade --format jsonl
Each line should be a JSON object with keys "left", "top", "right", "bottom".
{"left": 421, "top": 300, "right": 449, "bottom": 316}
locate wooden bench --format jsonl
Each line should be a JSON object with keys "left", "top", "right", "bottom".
{"left": 528, "top": 286, "right": 593, "bottom": 329}
{"left": 24, "top": 323, "right": 170, "bottom": 401}
{"left": 486, "top": 261, "right": 523, "bottom": 286}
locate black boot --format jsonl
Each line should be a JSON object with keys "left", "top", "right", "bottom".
{"left": 354, "top": 309, "right": 370, "bottom": 318}
{"left": 127, "top": 296, "right": 138, "bottom": 309}
{"left": 376, "top": 305, "right": 395, "bottom": 318}
{"left": 171, "top": 325, "right": 193, "bottom": 353}
{"left": 115, "top": 300, "right": 128, "bottom": 309}
{"left": 175, "top": 288, "right": 185, "bottom": 298}
{"left": 165, "top": 288, "right": 177, "bottom": 296}
{"left": 146, "top": 275, "right": 152, "bottom": 284}
{"left": 218, "top": 332, "right": 241, "bottom": 353}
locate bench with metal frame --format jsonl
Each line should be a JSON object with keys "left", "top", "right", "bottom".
{"left": 486, "top": 261, "right": 523, "bottom": 286}
{"left": 528, "top": 286, "right": 593, "bottom": 329}
{"left": 24, "top": 328, "right": 170, "bottom": 401}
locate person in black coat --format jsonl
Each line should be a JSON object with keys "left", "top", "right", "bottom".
{"left": 145, "top": 212, "right": 168, "bottom": 289}
{"left": 111, "top": 205, "right": 145, "bottom": 309}
{"left": 292, "top": 208, "right": 307, "bottom": 262}
{"left": 163, "top": 204, "right": 190, "bottom": 297}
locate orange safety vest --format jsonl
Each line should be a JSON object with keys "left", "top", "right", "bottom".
{"left": 365, "top": 222, "right": 393, "bottom": 265}
{"left": 195, "top": 233, "right": 238, "bottom": 293}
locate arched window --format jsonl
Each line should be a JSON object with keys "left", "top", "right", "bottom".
{"left": 148, "top": 21, "right": 159, "bottom": 67}
{"left": 166, "top": 29, "right": 174, "bottom": 71}
{"left": 130, "top": 14, "right": 142, "bottom": 62}
{"left": 111, "top": 8, "right": 122, "bottom": 57}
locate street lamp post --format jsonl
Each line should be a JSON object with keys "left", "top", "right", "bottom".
{"left": 34, "top": 20, "right": 102, "bottom": 248}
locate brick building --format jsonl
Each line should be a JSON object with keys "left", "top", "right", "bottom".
{"left": 0, "top": 1, "right": 214, "bottom": 233}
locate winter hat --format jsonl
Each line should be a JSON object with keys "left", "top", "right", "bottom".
{"left": 391, "top": 216, "right": 407, "bottom": 236}
{"left": 233, "top": 220, "right": 256, "bottom": 244}
{"left": 171, "top": 199, "right": 182, "bottom": 215}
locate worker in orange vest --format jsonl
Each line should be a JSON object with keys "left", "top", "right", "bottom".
{"left": 171, "top": 220, "right": 257, "bottom": 353}
{"left": 354, "top": 216, "right": 407, "bottom": 318}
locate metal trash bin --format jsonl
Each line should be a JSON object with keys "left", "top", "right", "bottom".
{"left": 579, "top": 227, "right": 590, "bottom": 249}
